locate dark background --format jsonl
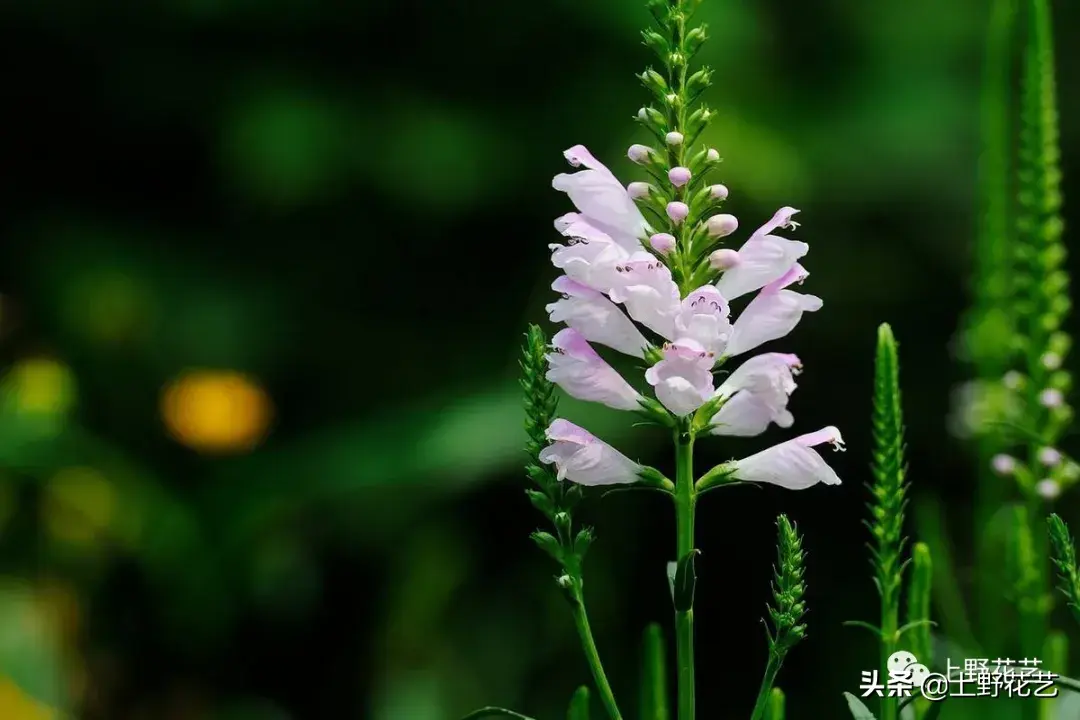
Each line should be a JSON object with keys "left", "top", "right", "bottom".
{"left": 1, "top": 0, "right": 1079, "bottom": 718}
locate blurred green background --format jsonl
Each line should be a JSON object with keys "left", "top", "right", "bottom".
{"left": 1, "top": 0, "right": 1079, "bottom": 718}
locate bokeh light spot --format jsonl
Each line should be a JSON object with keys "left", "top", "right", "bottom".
{"left": 1, "top": 359, "right": 76, "bottom": 418}
{"left": 160, "top": 370, "right": 273, "bottom": 454}
{"left": 41, "top": 468, "right": 115, "bottom": 545}
{"left": 0, "top": 676, "right": 56, "bottom": 720}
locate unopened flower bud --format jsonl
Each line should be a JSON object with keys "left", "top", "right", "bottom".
{"left": 709, "top": 184, "right": 729, "bottom": 200}
{"left": 627, "top": 181, "right": 653, "bottom": 199}
{"left": 707, "top": 213, "right": 738, "bottom": 238}
{"left": 650, "top": 233, "right": 676, "bottom": 255}
{"left": 638, "top": 107, "right": 648, "bottom": 120}
{"left": 1037, "top": 479, "right": 1061, "bottom": 500}
{"left": 1039, "top": 447, "right": 1063, "bottom": 466}
{"left": 628, "top": 144, "right": 653, "bottom": 164}
{"left": 709, "top": 248, "right": 740, "bottom": 270}
{"left": 668, "top": 166, "right": 691, "bottom": 187}
{"left": 1040, "top": 388, "right": 1064, "bottom": 408}
{"left": 665, "top": 131, "right": 684, "bottom": 146}
{"left": 992, "top": 454, "right": 1017, "bottom": 475}
{"left": 666, "top": 201, "right": 689, "bottom": 224}
{"left": 706, "top": 148, "right": 720, "bottom": 162}
{"left": 1042, "top": 352, "right": 1062, "bottom": 370}
{"left": 557, "top": 574, "right": 573, "bottom": 589}
{"left": 1003, "top": 371, "right": 1024, "bottom": 390}
{"left": 665, "top": 93, "right": 679, "bottom": 107}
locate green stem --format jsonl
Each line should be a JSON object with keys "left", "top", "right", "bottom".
{"left": 675, "top": 422, "right": 696, "bottom": 720}
{"left": 571, "top": 586, "right": 623, "bottom": 720}
{"left": 749, "top": 654, "right": 781, "bottom": 720}
{"left": 880, "top": 594, "right": 898, "bottom": 720}
{"left": 1019, "top": 496, "right": 1049, "bottom": 720}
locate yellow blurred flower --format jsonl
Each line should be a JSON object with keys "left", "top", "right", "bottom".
{"left": 0, "top": 677, "right": 56, "bottom": 720}
{"left": 161, "top": 370, "right": 272, "bottom": 453}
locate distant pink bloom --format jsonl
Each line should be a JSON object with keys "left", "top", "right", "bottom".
{"left": 546, "top": 328, "right": 643, "bottom": 411}
{"left": 731, "top": 426, "right": 844, "bottom": 489}
{"left": 1040, "top": 388, "right": 1064, "bottom": 408}
{"left": 644, "top": 339, "right": 716, "bottom": 416}
{"left": 539, "top": 418, "right": 641, "bottom": 486}
{"left": 715, "top": 207, "right": 808, "bottom": 301}
{"left": 724, "top": 264, "right": 822, "bottom": 358}
{"left": 1039, "top": 447, "right": 1063, "bottom": 466}
{"left": 546, "top": 276, "right": 648, "bottom": 358}
{"left": 553, "top": 145, "right": 650, "bottom": 249}
{"left": 992, "top": 454, "right": 1017, "bottom": 475}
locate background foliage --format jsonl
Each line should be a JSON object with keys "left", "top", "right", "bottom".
{"left": 1, "top": 0, "right": 1080, "bottom": 717}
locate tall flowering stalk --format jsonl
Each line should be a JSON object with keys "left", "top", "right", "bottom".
{"left": 520, "top": 0, "right": 842, "bottom": 715}
{"left": 939, "top": 0, "right": 1072, "bottom": 686}
{"left": 470, "top": 0, "right": 845, "bottom": 717}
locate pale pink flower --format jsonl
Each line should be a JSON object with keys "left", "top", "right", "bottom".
{"left": 552, "top": 145, "right": 650, "bottom": 250}
{"left": 608, "top": 252, "right": 681, "bottom": 338}
{"left": 644, "top": 339, "right": 716, "bottom": 416}
{"left": 724, "top": 264, "right": 822, "bottom": 358}
{"left": 539, "top": 418, "right": 641, "bottom": 486}
{"left": 710, "top": 353, "right": 801, "bottom": 436}
{"left": 710, "top": 184, "right": 729, "bottom": 200}
{"left": 715, "top": 207, "right": 808, "bottom": 301}
{"left": 546, "top": 328, "right": 643, "bottom": 411}
{"left": 672, "top": 285, "right": 732, "bottom": 357}
{"left": 550, "top": 214, "right": 630, "bottom": 292}
{"left": 730, "top": 426, "right": 844, "bottom": 489}
{"left": 546, "top": 276, "right": 648, "bottom": 358}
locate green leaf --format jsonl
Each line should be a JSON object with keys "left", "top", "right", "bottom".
{"left": 567, "top": 686, "right": 591, "bottom": 720}
{"left": 842, "top": 620, "right": 884, "bottom": 639}
{"left": 672, "top": 549, "right": 700, "bottom": 612}
{"left": 843, "top": 692, "right": 878, "bottom": 720}
{"left": 1048, "top": 514, "right": 1080, "bottom": 625}
{"left": 460, "top": 708, "right": 538, "bottom": 720}
{"left": 640, "top": 623, "right": 670, "bottom": 720}
{"left": 902, "top": 543, "right": 933, "bottom": 662}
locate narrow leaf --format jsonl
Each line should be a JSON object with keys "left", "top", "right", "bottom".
{"left": 567, "top": 686, "right": 591, "bottom": 720}
{"left": 843, "top": 692, "right": 878, "bottom": 720}
{"left": 461, "top": 708, "right": 539, "bottom": 720}
{"left": 640, "top": 623, "right": 670, "bottom": 720}
{"left": 672, "top": 549, "right": 700, "bottom": 612}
